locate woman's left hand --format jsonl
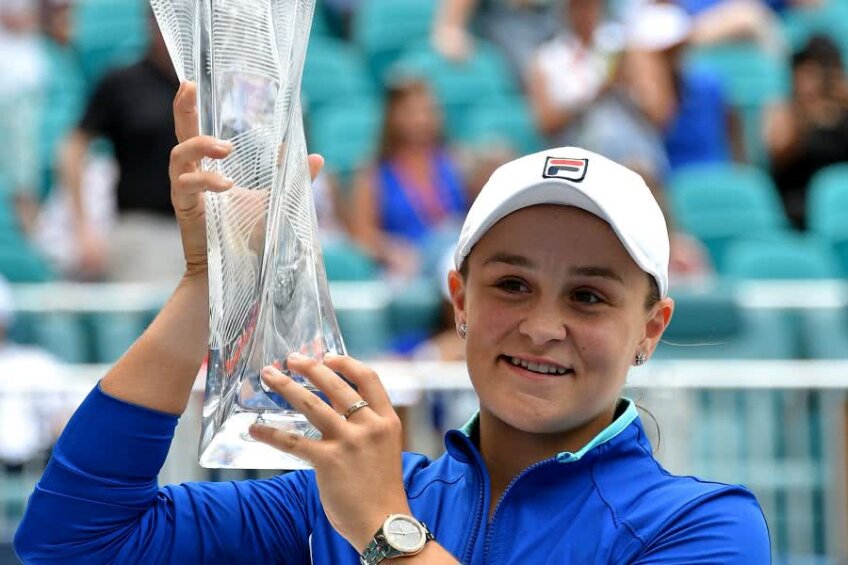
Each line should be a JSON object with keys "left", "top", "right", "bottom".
{"left": 249, "top": 354, "right": 411, "bottom": 553}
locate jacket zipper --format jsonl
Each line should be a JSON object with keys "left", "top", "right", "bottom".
{"left": 462, "top": 455, "right": 488, "bottom": 564}
{"left": 482, "top": 457, "right": 558, "bottom": 564}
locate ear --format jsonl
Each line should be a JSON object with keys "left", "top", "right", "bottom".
{"left": 447, "top": 269, "right": 467, "bottom": 330}
{"left": 640, "top": 297, "right": 674, "bottom": 360}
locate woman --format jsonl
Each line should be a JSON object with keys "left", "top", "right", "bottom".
{"left": 350, "top": 78, "right": 466, "bottom": 280}
{"left": 14, "top": 82, "right": 769, "bottom": 563}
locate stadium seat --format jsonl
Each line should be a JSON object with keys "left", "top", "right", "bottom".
{"left": 387, "top": 277, "right": 442, "bottom": 354}
{"left": 461, "top": 96, "right": 544, "bottom": 156}
{"left": 781, "top": 1, "right": 848, "bottom": 61}
{"left": 322, "top": 239, "right": 379, "bottom": 282}
{"left": 668, "top": 163, "right": 790, "bottom": 269}
{"left": 89, "top": 312, "right": 149, "bottom": 363}
{"left": 302, "top": 38, "right": 377, "bottom": 115}
{"left": 654, "top": 284, "right": 796, "bottom": 359}
{"left": 722, "top": 233, "right": 841, "bottom": 281}
{"left": 391, "top": 41, "right": 518, "bottom": 139}
{"left": 307, "top": 100, "right": 382, "bottom": 182}
{"left": 72, "top": 0, "right": 149, "bottom": 84}
{"left": 806, "top": 163, "right": 848, "bottom": 276}
{"left": 14, "top": 311, "right": 88, "bottom": 363}
{"left": 352, "top": 0, "right": 438, "bottom": 81}
{"left": 685, "top": 43, "right": 790, "bottom": 167}
{"left": 0, "top": 245, "right": 52, "bottom": 283}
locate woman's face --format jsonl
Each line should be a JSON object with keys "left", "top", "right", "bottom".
{"left": 388, "top": 86, "right": 442, "bottom": 147}
{"left": 449, "top": 205, "right": 672, "bottom": 436}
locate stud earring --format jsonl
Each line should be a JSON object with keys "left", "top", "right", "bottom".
{"left": 635, "top": 352, "right": 646, "bottom": 366}
{"left": 458, "top": 323, "right": 467, "bottom": 338}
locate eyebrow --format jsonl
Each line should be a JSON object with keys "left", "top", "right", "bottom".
{"left": 482, "top": 254, "right": 625, "bottom": 285}
{"left": 569, "top": 266, "right": 625, "bottom": 284}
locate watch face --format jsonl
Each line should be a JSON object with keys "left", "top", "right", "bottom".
{"left": 384, "top": 516, "right": 426, "bottom": 553}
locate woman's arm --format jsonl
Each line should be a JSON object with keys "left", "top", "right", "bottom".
{"left": 98, "top": 82, "right": 321, "bottom": 416}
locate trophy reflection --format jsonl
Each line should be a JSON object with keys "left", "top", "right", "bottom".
{"left": 150, "top": 0, "right": 345, "bottom": 469}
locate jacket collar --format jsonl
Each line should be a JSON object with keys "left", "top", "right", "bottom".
{"left": 445, "top": 398, "right": 641, "bottom": 465}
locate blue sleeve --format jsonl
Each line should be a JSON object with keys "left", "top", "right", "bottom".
{"left": 632, "top": 487, "right": 771, "bottom": 564}
{"left": 14, "top": 385, "right": 316, "bottom": 564}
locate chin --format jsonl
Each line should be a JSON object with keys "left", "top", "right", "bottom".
{"left": 489, "top": 398, "right": 589, "bottom": 436}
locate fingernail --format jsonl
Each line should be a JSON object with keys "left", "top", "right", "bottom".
{"left": 288, "top": 352, "right": 307, "bottom": 361}
{"left": 221, "top": 177, "right": 234, "bottom": 187}
{"left": 215, "top": 141, "right": 233, "bottom": 152}
{"left": 249, "top": 424, "right": 269, "bottom": 438}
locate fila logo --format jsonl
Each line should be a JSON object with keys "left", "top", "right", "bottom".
{"left": 543, "top": 157, "right": 589, "bottom": 182}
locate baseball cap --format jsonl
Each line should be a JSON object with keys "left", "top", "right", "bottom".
{"left": 454, "top": 146, "right": 670, "bottom": 298}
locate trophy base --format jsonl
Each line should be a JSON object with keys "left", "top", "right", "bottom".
{"left": 198, "top": 411, "right": 319, "bottom": 469}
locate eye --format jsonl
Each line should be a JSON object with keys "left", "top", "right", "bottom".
{"left": 496, "top": 278, "right": 529, "bottom": 294}
{"left": 573, "top": 289, "right": 602, "bottom": 305}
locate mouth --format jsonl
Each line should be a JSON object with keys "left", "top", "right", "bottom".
{"left": 500, "top": 355, "right": 574, "bottom": 377}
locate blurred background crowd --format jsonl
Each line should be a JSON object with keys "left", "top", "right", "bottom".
{"left": 1, "top": 0, "right": 848, "bottom": 562}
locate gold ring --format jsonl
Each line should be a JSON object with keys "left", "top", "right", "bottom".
{"left": 343, "top": 400, "right": 369, "bottom": 419}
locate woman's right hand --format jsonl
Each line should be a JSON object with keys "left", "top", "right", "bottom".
{"left": 168, "top": 81, "right": 324, "bottom": 278}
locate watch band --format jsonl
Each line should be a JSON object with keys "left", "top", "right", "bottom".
{"left": 359, "top": 517, "right": 434, "bottom": 565}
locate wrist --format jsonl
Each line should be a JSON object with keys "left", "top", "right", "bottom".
{"left": 352, "top": 505, "right": 414, "bottom": 554}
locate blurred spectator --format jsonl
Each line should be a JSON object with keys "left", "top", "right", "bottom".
{"left": 627, "top": 2, "right": 743, "bottom": 171}
{"left": 528, "top": 0, "right": 669, "bottom": 180}
{"left": 432, "top": 0, "right": 561, "bottom": 80}
{"left": 0, "top": 0, "right": 46, "bottom": 234}
{"left": 56, "top": 12, "right": 182, "bottom": 282}
{"left": 0, "top": 276, "right": 70, "bottom": 472}
{"left": 765, "top": 35, "right": 848, "bottom": 229}
{"left": 350, "top": 79, "right": 467, "bottom": 280}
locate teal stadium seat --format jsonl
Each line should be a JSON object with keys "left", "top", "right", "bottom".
{"left": 352, "top": 0, "right": 438, "bottom": 81}
{"left": 322, "top": 239, "right": 388, "bottom": 356}
{"left": 302, "top": 38, "right": 377, "bottom": 114}
{"left": 308, "top": 100, "right": 382, "bottom": 181}
{"left": 685, "top": 43, "right": 790, "bottom": 167}
{"left": 387, "top": 277, "right": 442, "bottom": 353}
{"left": 668, "top": 163, "right": 789, "bottom": 270}
{"left": 722, "top": 233, "right": 841, "bottom": 281}
{"left": 72, "top": 0, "right": 148, "bottom": 85}
{"left": 392, "top": 41, "right": 517, "bottom": 139}
{"left": 781, "top": 0, "right": 848, "bottom": 61}
{"left": 654, "top": 284, "right": 795, "bottom": 360}
{"left": 89, "top": 313, "right": 150, "bottom": 363}
{"left": 722, "top": 234, "right": 847, "bottom": 360}
{"left": 462, "top": 96, "right": 544, "bottom": 156}
{"left": 806, "top": 163, "right": 848, "bottom": 276}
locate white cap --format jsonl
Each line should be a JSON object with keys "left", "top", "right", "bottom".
{"left": 627, "top": 3, "right": 692, "bottom": 51}
{"left": 454, "top": 146, "right": 670, "bottom": 297}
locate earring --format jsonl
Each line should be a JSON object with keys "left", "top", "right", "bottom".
{"left": 635, "top": 352, "right": 646, "bottom": 366}
{"left": 458, "top": 323, "right": 467, "bottom": 338}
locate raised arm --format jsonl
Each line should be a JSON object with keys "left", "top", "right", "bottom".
{"left": 98, "top": 82, "right": 322, "bottom": 416}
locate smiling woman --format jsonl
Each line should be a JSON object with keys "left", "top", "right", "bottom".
{"left": 13, "top": 84, "right": 769, "bottom": 565}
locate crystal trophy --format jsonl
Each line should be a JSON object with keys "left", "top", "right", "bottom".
{"left": 151, "top": 0, "right": 346, "bottom": 469}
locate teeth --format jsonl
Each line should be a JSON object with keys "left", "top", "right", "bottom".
{"left": 509, "top": 356, "right": 569, "bottom": 375}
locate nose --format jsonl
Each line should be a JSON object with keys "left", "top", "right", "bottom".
{"left": 518, "top": 302, "right": 567, "bottom": 346}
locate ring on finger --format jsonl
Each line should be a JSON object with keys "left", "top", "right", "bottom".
{"left": 343, "top": 400, "right": 369, "bottom": 420}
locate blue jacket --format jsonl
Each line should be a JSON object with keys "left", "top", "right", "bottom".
{"left": 15, "top": 386, "right": 770, "bottom": 563}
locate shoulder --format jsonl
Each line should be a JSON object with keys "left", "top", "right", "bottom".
{"left": 593, "top": 443, "right": 769, "bottom": 561}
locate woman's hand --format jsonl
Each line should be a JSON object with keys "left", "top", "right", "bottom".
{"left": 250, "top": 354, "right": 411, "bottom": 553}
{"left": 168, "top": 81, "right": 324, "bottom": 278}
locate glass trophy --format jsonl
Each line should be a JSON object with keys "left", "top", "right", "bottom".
{"left": 150, "top": 0, "right": 346, "bottom": 469}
